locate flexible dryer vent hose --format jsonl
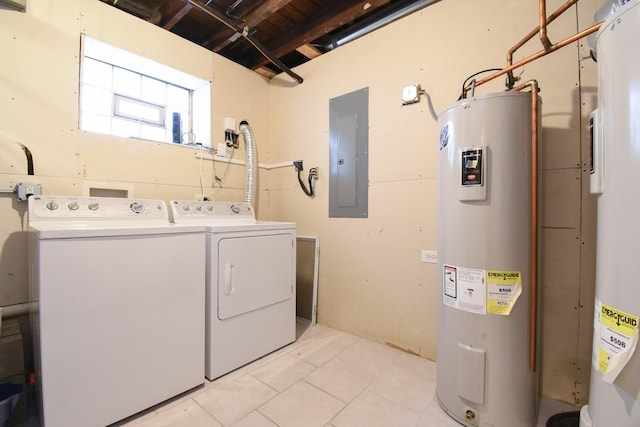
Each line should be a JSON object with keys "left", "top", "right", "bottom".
{"left": 239, "top": 121, "right": 257, "bottom": 210}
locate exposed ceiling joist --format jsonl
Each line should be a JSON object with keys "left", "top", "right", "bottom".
{"left": 98, "top": 0, "right": 438, "bottom": 80}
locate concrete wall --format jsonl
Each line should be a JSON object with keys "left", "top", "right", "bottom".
{"left": 0, "top": 0, "right": 602, "bottom": 406}
{"left": 268, "top": 0, "right": 599, "bottom": 404}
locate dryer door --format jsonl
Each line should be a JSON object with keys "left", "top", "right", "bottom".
{"left": 216, "top": 233, "right": 294, "bottom": 320}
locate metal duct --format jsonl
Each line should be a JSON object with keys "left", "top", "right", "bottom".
{"left": 326, "top": 0, "right": 439, "bottom": 49}
{"left": 239, "top": 121, "right": 257, "bottom": 209}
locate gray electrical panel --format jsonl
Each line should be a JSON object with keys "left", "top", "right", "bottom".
{"left": 329, "top": 87, "right": 369, "bottom": 218}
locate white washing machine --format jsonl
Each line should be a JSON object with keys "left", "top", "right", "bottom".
{"left": 170, "top": 200, "right": 296, "bottom": 380}
{"left": 28, "top": 196, "right": 205, "bottom": 427}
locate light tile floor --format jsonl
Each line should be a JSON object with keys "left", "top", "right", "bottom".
{"left": 115, "top": 322, "right": 577, "bottom": 427}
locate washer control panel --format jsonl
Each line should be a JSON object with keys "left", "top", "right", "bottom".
{"left": 28, "top": 196, "right": 168, "bottom": 221}
{"left": 170, "top": 200, "right": 255, "bottom": 223}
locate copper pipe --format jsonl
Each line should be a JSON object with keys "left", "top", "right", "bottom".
{"left": 465, "top": 21, "right": 602, "bottom": 96}
{"left": 539, "top": 0, "right": 553, "bottom": 49}
{"left": 511, "top": 80, "right": 539, "bottom": 372}
{"left": 507, "top": 0, "right": 577, "bottom": 67}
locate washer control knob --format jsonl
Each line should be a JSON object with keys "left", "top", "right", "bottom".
{"left": 130, "top": 202, "right": 145, "bottom": 214}
{"left": 230, "top": 204, "right": 241, "bottom": 214}
{"left": 195, "top": 205, "right": 203, "bottom": 212}
{"left": 46, "top": 201, "right": 59, "bottom": 211}
{"left": 68, "top": 201, "right": 80, "bottom": 211}
{"left": 88, "top": 202, "right": 100, "bottom": 211}
{"left": 206, "top": 205, "right": 214, "bottom": 212}
{"left": 182, "top": 204, "right": 191, "bottom": 212}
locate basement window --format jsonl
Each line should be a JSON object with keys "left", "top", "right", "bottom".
{"left": 80, "top": 35, "right": 211, "bottom": 146}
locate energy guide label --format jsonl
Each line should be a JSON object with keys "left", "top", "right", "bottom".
{"left": 487, "top": 270, "right": 522, "bottom": 315}
{"left": 594, "top": 297, "right": 639, "bottom": 383}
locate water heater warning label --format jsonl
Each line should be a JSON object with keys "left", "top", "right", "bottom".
{"left": 487, "top": 270, "right": 522, "bottom": 315}
{"left": 443, "top": 264, "right": 486, "bottom": 315}
{"left": 443, "top": 266, "right": 522, "bottom": 316}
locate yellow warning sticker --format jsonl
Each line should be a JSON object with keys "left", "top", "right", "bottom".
{"left": 486, "top": 270, "right": 522, "bottom": 315}
{"left": 597, "top": 301, "right": 639, "bottom": 379}
{"left": 600, "top": 304, "right": 638, "bottom": 335}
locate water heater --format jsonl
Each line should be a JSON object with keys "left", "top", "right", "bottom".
{"left": 436, "top": 91, "right": 540, "bottom": 426}
{"left": 580, "top": 1, "right": 640, "bottom": 426}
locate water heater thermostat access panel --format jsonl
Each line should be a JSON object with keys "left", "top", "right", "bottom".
{"left": 459, "top": 147, "right": 487, "bottom": 202}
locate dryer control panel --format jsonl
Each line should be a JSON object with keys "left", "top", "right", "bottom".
{"left": 170, "top": 200, "right": 256, "bottom": 224}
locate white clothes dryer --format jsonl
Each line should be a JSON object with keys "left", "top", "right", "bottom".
{"left": 28, "top": 196, "right": 205, "bottom": 427}
{"left": 170, "top": 200, "right": 296, "bottom": 380}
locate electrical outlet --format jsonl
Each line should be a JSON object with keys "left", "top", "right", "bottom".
{"left": 16, "top": 182, "right": 42, "bottom": 202}
{"left": 421, "top": 249, "right": 437, "bottom": 264}
{"left": 225, "top": 130, "right": 239, "bottom": 149}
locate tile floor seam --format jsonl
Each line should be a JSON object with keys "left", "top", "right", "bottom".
{"left": 365, "top": 389, "right": 435, "bottom": 417}
{"left": 328, "top": 390, "right": 423, "bottom": 427}
{"left": 289, "top": 378, "right": 349, "bottom": 409}
{"left": 292, "top": 333, "right": 363, "bottom": 364}
{"left": 302, "top": 361, "right": 378, "bottom": 405}
{"left": 316, "top": 370, "right": 380, "bottom": 426}
{"left": 254, "top": 407, "right": 280, "bottom": 426}
{"left": 191, "top": 395, "right": 225, "bottom": 426}
{"left": 247, "top": 369, "right": 290, "bottom": 390}
{"left": 365, "top": 368, "right": 437, "bottom": 414}
{"left": 298, "top": 376, "right": 355, "bottom": 406}
{"left": 362, "top": 388, "right": 426, "bottom": 418}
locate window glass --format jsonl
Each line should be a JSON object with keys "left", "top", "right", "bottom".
{"left": 141, "top": 76, "right": 166, "bottom": 105}
{"left": 113, "top": 67, "right": 141, "bottom": 98}
{"left": 82, "top": 58, "right": 112, "bottom": 90}
{"left": 80, "top": 35, "right": 211, "bottom": 146}
{"left": 167, "top": 85, "right": 189, "bottom": 111}
{"left": 81, "top": 84, "right": 112, "bottom": 115}
{"left": 141, "top": 124, "right": 167, "bottom": 142}
{"left": 81, "top": 112, "right": 111, "bottom": 134}
{"left": 114, "top": 95, "right": 165, "bottom": 125}
{"left": 112, "top": 117, "right": 140, "bottom": 139}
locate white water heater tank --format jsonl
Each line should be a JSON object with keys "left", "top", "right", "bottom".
{"left": 436, "top": 91, "right": 540, "bottom": 427}
{"left": 581, "top": 1, "right": 640, "bottom": 426}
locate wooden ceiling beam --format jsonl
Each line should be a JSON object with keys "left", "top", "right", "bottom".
{"left": 202, "top": 0, "right": 295, "bottom": 53}
{"left": 244, "top": 0, "right": 296, "bottom": 27}
{"left": 159, "top": 3, "right": 193, "bottom": 29}
{"left": 204, "top": 30, "right": 240, "bottom": 53}
{"left": 242, "top": 0, "right": 392, "bottom": 69}
{"left": 255, "top": 66, "right": 278, "bottom": 79}
{"left": 296, "top": 43, "right": 322, "bottom": 59}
